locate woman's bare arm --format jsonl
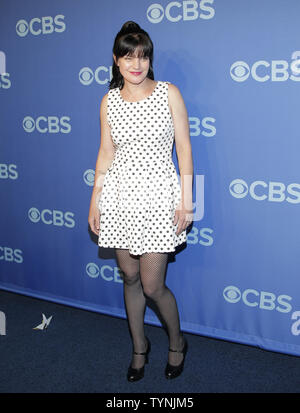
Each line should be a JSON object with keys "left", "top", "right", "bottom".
{"left": 91, "top": 92, "right": 116, "bottom": 208}
{"left": 168, "top": 82, "right": 194, "bottom": 234}
{"left": 88, "top": 92, "right": 116, "bottom": 235}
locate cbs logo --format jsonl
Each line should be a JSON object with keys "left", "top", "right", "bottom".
{"left": 79, "top": 66, "right": 112, "bottom": 86}
{"left": 229, "top": 179, "right": 300, "bottom": 204}
{"left": 23, "top": 116, "right": 71, "bottom": 134}
{"left": 223, "top": 286, "right": 292, "bottom": 313}
{"left": 230, "top": 58, "right": 300, "bottom": 82}
{"left": 147, "top": 1, "right": 215, "bottom": 24}
{"left": 28, "top": 207, "right": 75, "bottom": 228}
{"left": 16, "top": 15, "right": 65, "bottom": 37}
{"left": 86, "top": 262, "right": 123, "bottom": 283}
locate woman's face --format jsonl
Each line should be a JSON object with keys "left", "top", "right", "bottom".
{"left": 114, "top": 50, "right": 150, "bottom": 84}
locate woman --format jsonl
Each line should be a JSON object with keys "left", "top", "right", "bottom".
{"left": 88, "top": 21, "right": 193, "bottom": 381}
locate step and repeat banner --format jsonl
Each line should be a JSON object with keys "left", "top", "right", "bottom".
{"left": 1, "top": 0, "right": 300, "bottom": 356}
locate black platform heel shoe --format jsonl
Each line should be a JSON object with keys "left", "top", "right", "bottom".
{"left": 165, "top": 335, "right": 188, "bottom": 379}
{"left": 127, "top": 336, "right": 151, "bottom": 382}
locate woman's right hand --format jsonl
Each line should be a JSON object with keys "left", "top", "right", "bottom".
{"left": 88, "top": 203, "right": 101, "bottom": 236}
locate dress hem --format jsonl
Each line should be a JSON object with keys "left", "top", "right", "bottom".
{"left": 98, "top": 240, "right": 186, "bottom": 255}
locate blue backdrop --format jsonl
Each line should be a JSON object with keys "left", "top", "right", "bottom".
{"left": 1, "top": 0, "right": 300, "bottom": 356}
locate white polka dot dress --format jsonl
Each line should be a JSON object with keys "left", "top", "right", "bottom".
{"left": 98, "top": 80, "right": 187, "bottom": 255}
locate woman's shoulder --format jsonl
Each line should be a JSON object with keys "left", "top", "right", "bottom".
{"left": 160, "top": 80, "right": 172, "bottom": 86}
{"left": 162, "top": 80, "right": 181, "bottom": 92}
{"left": 105, "top": 87, "right": 119, "bottom": 101}
{"left": 100, "top": 88, "right": 117, "bottom": 107}
{"left": 163, "top": 81, "right": 182, "bottom": 97}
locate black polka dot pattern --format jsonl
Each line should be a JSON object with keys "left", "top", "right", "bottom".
{"left": 98, "top": 80, "right": 187, "bottom": 255}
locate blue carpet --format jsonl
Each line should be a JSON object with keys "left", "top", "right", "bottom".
{"left": 0, "top": 289, "right": 299, "bottom": 393}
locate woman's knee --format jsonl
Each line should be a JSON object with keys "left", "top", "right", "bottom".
{"left": 142, "top": 282, "right": 165, "bottom": 299}
{"left": 122, "top": 269, "right": 140, "bottom": 286}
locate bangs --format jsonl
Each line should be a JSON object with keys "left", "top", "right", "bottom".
{"left": 117, "top": 33, "right": 152, "bottom": 59}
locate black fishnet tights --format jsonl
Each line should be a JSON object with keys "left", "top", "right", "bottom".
{"left": 115, "top": 248, "right": 184, "bottom": 369}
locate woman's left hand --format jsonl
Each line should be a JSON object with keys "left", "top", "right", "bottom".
{"left": 173, "top": 201, "right": 193, "bottom": 236}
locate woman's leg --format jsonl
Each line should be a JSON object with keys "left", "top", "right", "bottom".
{"left": 139, "top": 252, "right": 185, "bottom": 366}
{"left": 115, "top": 248, "right": 147, "bottom": 369}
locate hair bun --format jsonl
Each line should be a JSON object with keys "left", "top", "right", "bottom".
{"left": 119, "top": 21, "right": 142, "bottom": 34}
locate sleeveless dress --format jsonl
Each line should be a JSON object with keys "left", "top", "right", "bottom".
{"left": 98, "top": 80, "right": 187, "bottom": 255}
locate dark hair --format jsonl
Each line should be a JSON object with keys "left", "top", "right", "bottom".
{"left": 109, "top": 21, "right": 154, "bottom": 90}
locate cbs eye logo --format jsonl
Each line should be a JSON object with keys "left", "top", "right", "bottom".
{"left": 223, "top": 286, "right": 241, "bottom": 303}
{"left": 147, "top": 4, "right": 164, "bottom": 23}
{"left": 230, "top": 61, "right": 250, "bottom": 82}
{"left": 229, "top": 179, "right": 248, "bottom": 198}
{"left": 86, "top": 263, "right": 100, "bottom": 278}
{"left": 83, "top": 169, "right": 95, "bottom": 186}
{"left": 79, "top": 67, "right": 94, "bottom": 85}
